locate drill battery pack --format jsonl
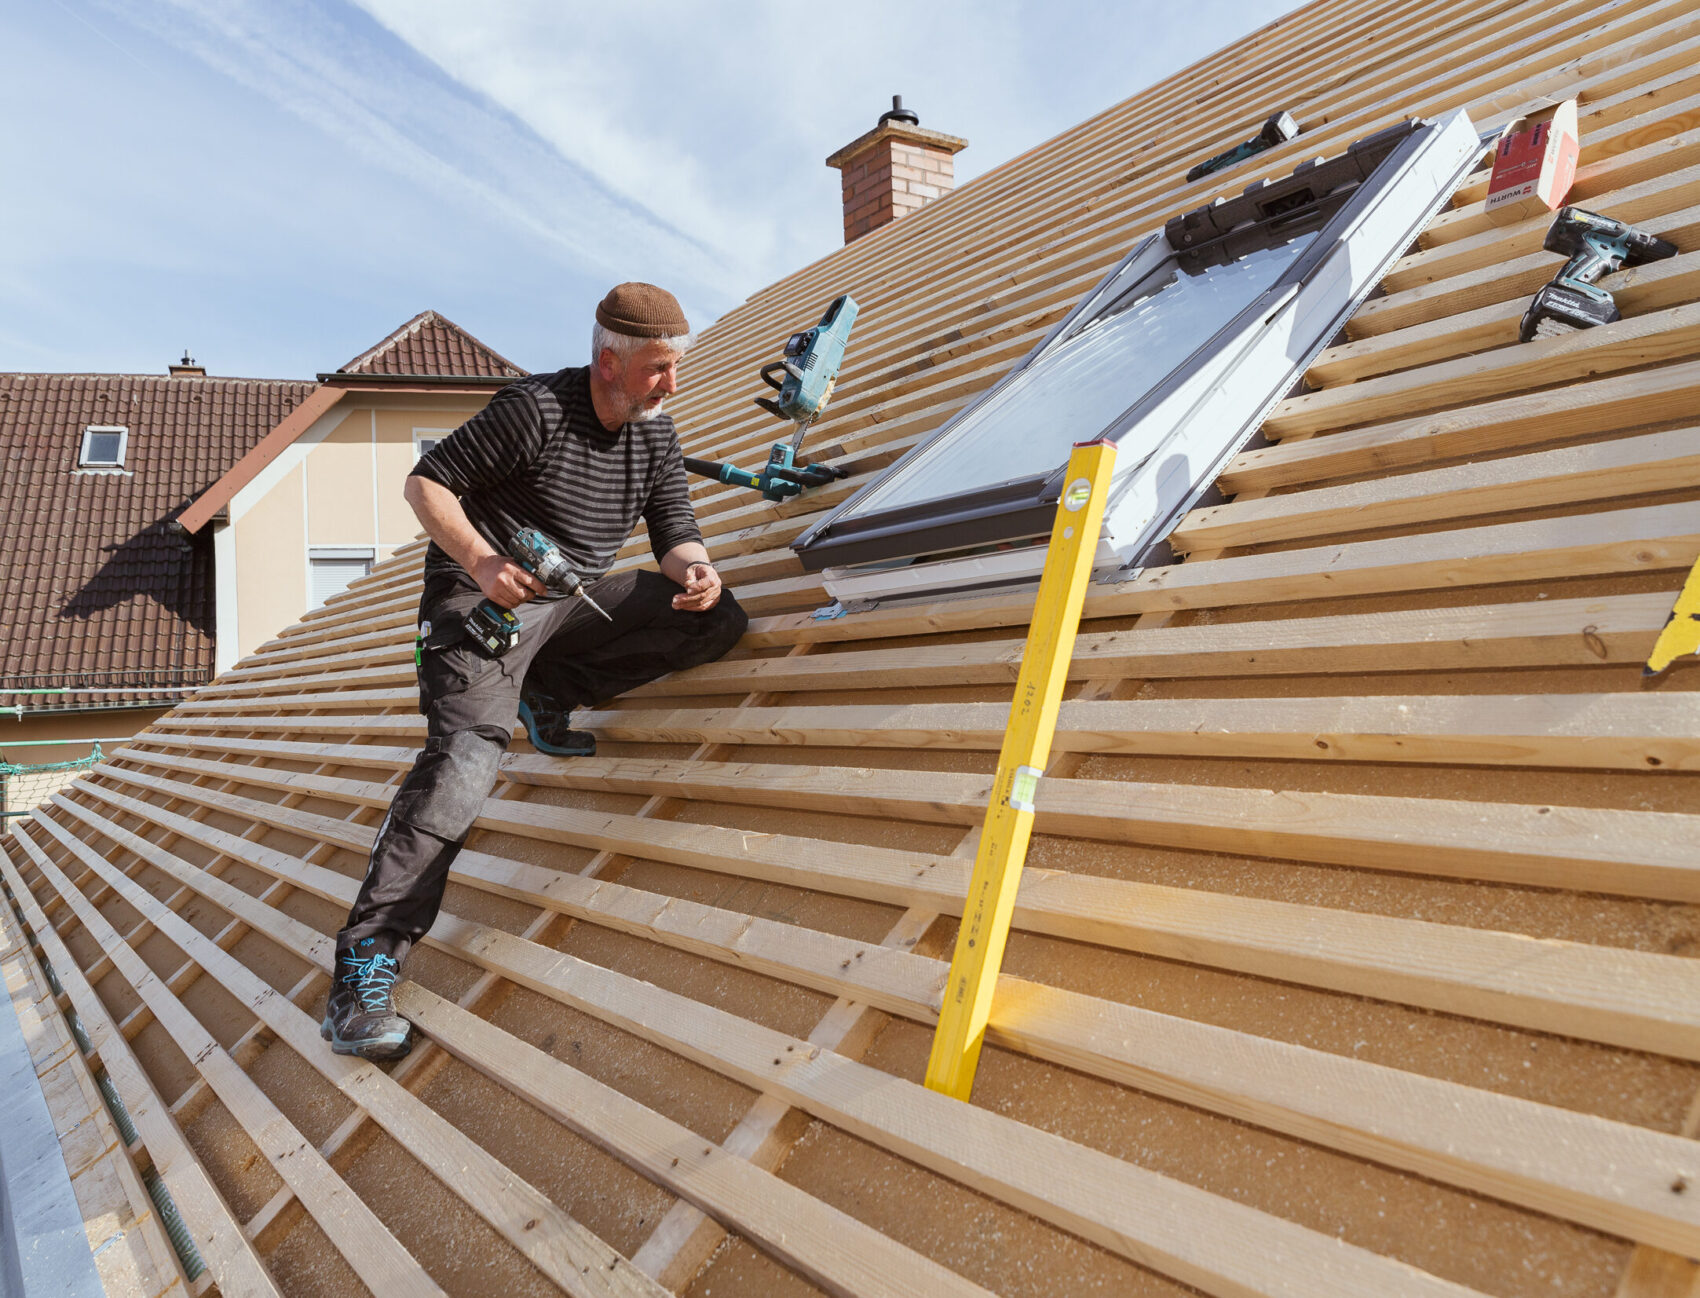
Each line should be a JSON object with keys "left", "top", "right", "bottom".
{"left": 1518, "top": 281, "right": 1621, "bottom": 341}
{"left": 464, "top": 602, "right": 521, "bottom": 657}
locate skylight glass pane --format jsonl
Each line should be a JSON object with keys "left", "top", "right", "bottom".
{"left": 81, "top": 432, "right": 123, "bottom": 466}
{"left": 851, "top": 230, "right": 1317, "bottom": 516}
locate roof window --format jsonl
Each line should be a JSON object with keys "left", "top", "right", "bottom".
{"left": 78, "top": 425, "right": 128, "bottom": 470}
{"left": 793, "top": 109, "right": 1483, "bottom": 604}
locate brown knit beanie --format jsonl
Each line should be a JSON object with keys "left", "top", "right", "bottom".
{"left": 595, "top": 282, "right": 690, "bottom": 338}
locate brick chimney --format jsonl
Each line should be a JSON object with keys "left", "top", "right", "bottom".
{"left": 169, "top": 350, "right": 205, "bottom": 378}
{"left": 826, "top": 95, "right": 967, "bottom": 244}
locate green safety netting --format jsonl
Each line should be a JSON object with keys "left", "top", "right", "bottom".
{"left": 0, "top": 745, "right": 102, "bottom": 819}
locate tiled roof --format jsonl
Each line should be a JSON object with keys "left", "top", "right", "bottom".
{"left": 336, "top": 310, "right": 526, "bottom": 378}
{"left": 0, "top": 373, "right": 315, "bottom": 710}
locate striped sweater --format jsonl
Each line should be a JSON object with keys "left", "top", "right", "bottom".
{"left": 410, "top": 366, "right": 702, "bottom": 593}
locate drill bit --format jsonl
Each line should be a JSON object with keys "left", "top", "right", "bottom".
{"left": 575, "top": 587, "right": 613, "bottom": 623}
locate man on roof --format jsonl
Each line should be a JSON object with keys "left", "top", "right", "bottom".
{"left": 322, "top": 282, "right": 746, "bottom": 1061}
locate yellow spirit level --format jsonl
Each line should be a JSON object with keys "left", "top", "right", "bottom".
{"left": 924, "top": 438, "right": 1117, "bottom": 1101}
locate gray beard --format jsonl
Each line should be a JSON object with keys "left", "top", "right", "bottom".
{"left": 620, "top": 393, "right": 665, "bottom": 424}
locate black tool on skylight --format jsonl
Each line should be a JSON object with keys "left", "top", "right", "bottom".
{"left": 1185, "top": 110, "right": 1300, "bottom": 183}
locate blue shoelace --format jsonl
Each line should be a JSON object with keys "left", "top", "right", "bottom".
{"left": 340, "top": 953, "right": 400, "bottom": 1012}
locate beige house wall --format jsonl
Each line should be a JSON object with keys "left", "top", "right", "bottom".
{"left": 378, "top": 410, "right": 451, "bottom": 542}
{"left": 0, "top": 708, "right": 168, "bottom": 815}
{"left": 231, "top": 460, "right": 308, "bottom": 663}
{"left": 222, "top": 394, "right": 490, "bottom": 666}
{"left": 305, "top": 413, "right": 378, "bottom": 548}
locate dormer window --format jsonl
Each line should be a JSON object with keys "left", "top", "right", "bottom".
{"left": 79, "top": 425, "right": 128, "bottom": 469}
{"left": 794, "top": 109, "right": 1484, "bottom": 604}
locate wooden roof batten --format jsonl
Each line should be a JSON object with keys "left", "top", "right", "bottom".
{"left": 7, "top": 1, "right": 1700, "bottom": 1295}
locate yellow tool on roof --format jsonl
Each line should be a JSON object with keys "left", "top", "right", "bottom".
{"left": 924, "top": 437, "right": 1117, "bottom": 1102}
{"left": 1645, "top": 551, "right": 1700, "bottom": 677}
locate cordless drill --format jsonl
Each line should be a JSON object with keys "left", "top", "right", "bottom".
{"left": 463, "top": 527, "right": 612, "bottom": 657}
{"left": 1518, "top": 207, "right": 1677, "bottom": 342}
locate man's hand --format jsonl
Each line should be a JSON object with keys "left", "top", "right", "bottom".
{"left": 672, "top": 561, "right": 722, "bottom": 612}
{"left": 659, "top": 542, "right": 724, "bottom": 611}
{"left": 472, "top": 554, "right": 547, "bottom": 608}
{"left": 405, "top": 477, "right": 545, "bottom": 607}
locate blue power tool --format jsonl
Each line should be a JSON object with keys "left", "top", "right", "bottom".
{"left": 1518, "top": 207, "right": 1677, "bottom": 342}
{"left": 461, "top": 526, "right": 611, "bottom": 658}
{"left": 754, "top": 294, "right": 859, "bottom": 424}
{"left": 683, "top": 442, "right": 849, "bottom": 503}
{"left": 682, "top": 295, "right": 858, "bottom": 503}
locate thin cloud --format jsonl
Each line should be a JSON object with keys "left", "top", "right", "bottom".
{"left": 92, "top": 0, "right": 746, "bottom": 312}
{"left": 345, "top": 1, "right": 1297, "bottom": 301}
{"left": 7, "top": 0, "right": 1298, "bottom": 375}
{"left": 351, "top": 1, "right": 1037, "bottom": 287}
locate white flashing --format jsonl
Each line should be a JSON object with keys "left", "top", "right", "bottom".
{"left": 212, "top": 520, "right": 238, "bottom": 676}
{"left": 0, "top": 925, "right": 109, "bottom": 1298}
{"left": 823, "top": 536, "right": 1121, "bottom": 605}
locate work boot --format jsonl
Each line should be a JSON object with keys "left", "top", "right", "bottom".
{"left": 517, "top": 686, "right": 596, "bottom": 757}
{"left": 321, "top": 937, "right": 411, "bottom": 1060}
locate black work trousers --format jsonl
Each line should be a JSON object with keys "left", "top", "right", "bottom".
{"left": 337, "top": 567, "right": 746, "bottom": 961}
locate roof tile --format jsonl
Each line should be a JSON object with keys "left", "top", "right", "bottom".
{"left": 0, "top": 372, "right": 315, "bottom": 707}
{"left": 337, "top": 310, "right": 526, "bottom": 378}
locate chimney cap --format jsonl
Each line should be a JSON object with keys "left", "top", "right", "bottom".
{"left": 169, "top": 349, "right": 206, "bottom": 378}
{"left": 827, "top": 98, "right": 969, "bottom": 243}
{"left": 825, "top": 107, "right": 967, "bottom": 171}
{"left": 879, "top": 95, "right": 920, "bottom": 128}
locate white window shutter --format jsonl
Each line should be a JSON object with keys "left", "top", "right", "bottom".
{"left": 310, "top": 557, "right": 371, "bottom": 607}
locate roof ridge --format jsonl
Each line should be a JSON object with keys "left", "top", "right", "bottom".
{"left": 421, "top": 308, "right": 528, "bottom": 377}
{"left": 337, "top": 310, "right": 437, "bottom": 375}
{"left": 336, "top": 310, "right": 526, "bottom": 379}
{"left": 1, "top": 372, "right": 315, "bottom": 385}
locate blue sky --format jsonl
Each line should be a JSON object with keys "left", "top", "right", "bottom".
{"left": 3, "top": 0, "right": 1292, "bottom": 379}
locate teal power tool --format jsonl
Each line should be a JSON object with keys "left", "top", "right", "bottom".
{"left": 754, "top": 293, "right": 859, "bottom": 423}
{"left": 682, "top": 294, "right": 858, "bottom": 503}
{"left": 1187, "top": 110, "right": 1300, "bottom": 183}
{"left": 1519, "top": 207, "right": 1677, "bottom": 342}
{"left": 462, "top": 527, "right": 611, "bottom": 658}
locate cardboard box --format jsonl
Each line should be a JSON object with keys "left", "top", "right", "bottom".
{"left": 1484, "top": 98, "right": 1579, "bottom": 226}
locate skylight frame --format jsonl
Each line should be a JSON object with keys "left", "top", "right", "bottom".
{"left": 793, "top": 109, "right": 1483, "bottom": 593}
{"left": 78, "top": 424, "right": 129, "bottom": 470}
